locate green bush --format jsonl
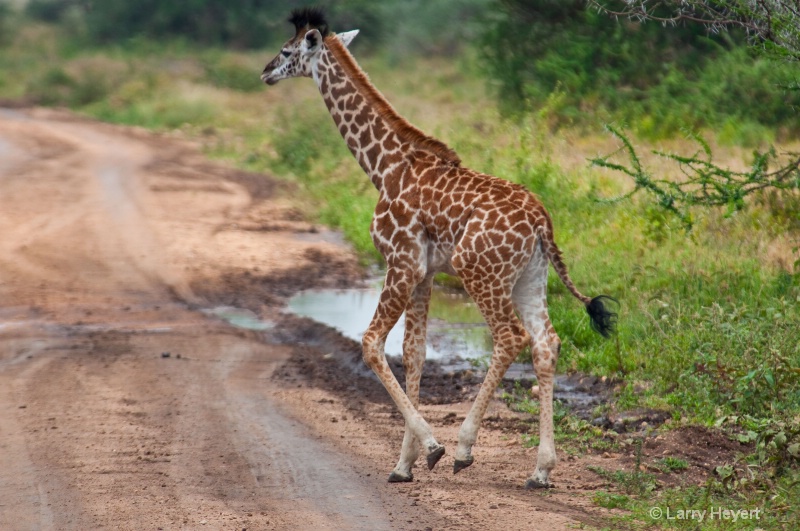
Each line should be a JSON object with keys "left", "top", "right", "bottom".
{"left": 204, "top": 54, "right": 263, "bottom": 92}
{"left": 24, "top": 0, "right": 284, "bottom": 48}
{"left": 480, "top": 0, "right": 800, "bottom": 138}
{"left": 21, "top": 0, "right": 493, "bottom": 53}
{"left": 25, "top": 65, "right": 110, "bottom": 106}
{"left": 0, "top": 2, "right": 13, "bottom": 46}
{"left": 25, "top": 0, "right": 78, "bottom": 23}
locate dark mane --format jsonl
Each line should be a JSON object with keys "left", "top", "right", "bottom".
{"left": 289, "top": 7, "right": 330, "bottom": 37}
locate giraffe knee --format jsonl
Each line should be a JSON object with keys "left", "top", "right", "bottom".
{"left": 361, "top": 333, "right": 383, "bottom": 368}
{"left": 362, "top": 351, "right": 380, "bottom": 369}
{"left": 514, "top": 328, "right": 531, "bottom": 356}
{"left": 495, "top": 323, "right": 530, "bottom": 356}
{"left": 532, "top": 341, "right": 557, "bottom": 371}
{"left": 549, "top": 336, "right": 561, "bottom": 359}
{"left": 402, "top": 350, "right": 422, "bottom": 376}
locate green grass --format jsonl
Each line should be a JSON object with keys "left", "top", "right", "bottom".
{"left": 501, "top": 382, "right": 616, "bottom": 454}
{"left": 656, "top": 457, "right": 689, "bottom": 473}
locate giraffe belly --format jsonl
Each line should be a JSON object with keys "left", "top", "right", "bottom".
{"left": 426, "top": 241, "right": 457, "bottom": 276}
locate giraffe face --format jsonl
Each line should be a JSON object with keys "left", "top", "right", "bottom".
{"left": 261, "top": 29, "right": 320, "bottom": 85}
{"left": 261, "top": 29, "right": 359, "bottom": 86}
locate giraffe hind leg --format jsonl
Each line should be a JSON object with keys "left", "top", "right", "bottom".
{"left": 512, "top": 244, "right": 560, "bottom": 488}
{"left": 451, "top": 273, "right": 531, "bottom": 473}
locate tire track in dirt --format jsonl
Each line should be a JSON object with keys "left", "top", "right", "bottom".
{"left": 0, "top": 337, "right": 58, "bottom": 531}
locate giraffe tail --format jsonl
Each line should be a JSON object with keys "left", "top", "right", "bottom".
{"left": 538, "top": 227, "right": 618, "bottom": 338}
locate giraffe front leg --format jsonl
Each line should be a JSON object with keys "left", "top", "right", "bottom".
{"left": 389, "top": 276, "right": 433, "bottom": 483}
{"left": 362, "top": 268, "right": 445, "bottom": 476}
{"left": 363, "top": 331, "right": 444, "bottom": 474}
{"left": 388, "top": 430, "right": 419, "bottom": 483}
{"left": 525, "top": 338, "right": 559, "bottom": 489}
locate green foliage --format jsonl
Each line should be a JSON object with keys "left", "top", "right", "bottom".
{"left": 245, "top": 103, "right": 381, "bottom": 261}
{"left": 482, "top": 1, "right": 732, "bottom": 109}
{"left": 622, "top": 269, "right": 800, "bottom": 422}
{"left": 0, "top": 2, "right": 13, "bottom": 47}
{"left": 591, "top": 125, "right": 800, "bottom": 229}
{"left": 268, "top": 107, "right": 345, "bottom": 177}
{"left": 25, "top": 0, "right": 285, "bottom": 48}
{"left": 346, "top": 0, "right": 492, "bottom": 59}
{"left": 25, "top": 62, "right": 114, "bottom": 106}
{"left": 592, "top": 491, "right": 631, "bottom": 510}
{"left": 591, "top": 0, "right": 800, "bottom": 63}
{"left": 720, "top": 415, "right": 800, "bottom": 480}
{"left": 21, "top": 0, "right": 493, "bottom": 53}
{"left": 203, "top": 54, "right": 263, "bottom": 92}
{"left": 24, "top": 0, "right": 79, "bottom": 23}
{"left": 588, "top": 464, "right": 659, "bottom": 496}
{"left": 622, "top": 479, "right": 800, "bottom": 529}
{"left": 480, "top": 1, "right": 800, "bottom": 136}
{"left": 656, "top": 456, "right": 689, "bottom": 472}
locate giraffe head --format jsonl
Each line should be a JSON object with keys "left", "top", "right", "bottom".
{"left": 261, "top": 8, "right": 358, "bottom": 86}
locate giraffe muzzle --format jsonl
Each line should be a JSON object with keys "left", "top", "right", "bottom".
{"left": 261, "top": 73, "right": 279, "bottom": 86}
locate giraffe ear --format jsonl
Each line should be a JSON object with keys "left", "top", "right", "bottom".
{"left": 337, "top": 30, "right": 359, "bottom": 48}
{"left": 301, "top": 29, "right": 322, "bottom": 55}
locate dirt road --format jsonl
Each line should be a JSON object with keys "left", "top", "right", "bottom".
{"left": 0, "top": 106, "right": 408, "bottom": 530}
{"left": 1, "top": 108, "right": 739, "bottom": 530}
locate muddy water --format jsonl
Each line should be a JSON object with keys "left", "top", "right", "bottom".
{"left": 286, "top": 284, "right": 605, "bottom": 412}
{"left": 203, "top": 283, "right": 603, "bottom": 411}
{"left": 0, "top": 114, "right": 25, "bottom": 174}
{"left": 203, "top": 306, "right": 274, "bottom": 331}
{"left": 287, "top": 284, "right": 491, "bottom": 364}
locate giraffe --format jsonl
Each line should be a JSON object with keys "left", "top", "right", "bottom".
{"left": 261, "top": 8, "right": 617, "bottom": 489}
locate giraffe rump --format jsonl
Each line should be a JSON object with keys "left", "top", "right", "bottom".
{"left": 289, "top": 7, "right": 330, "bottom": 37}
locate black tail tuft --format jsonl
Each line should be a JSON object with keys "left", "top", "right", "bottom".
{"left": 586, "top": 295, "right": 619, "bottom": 338}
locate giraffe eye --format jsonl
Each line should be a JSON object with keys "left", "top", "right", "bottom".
{"left": 281, "top": 50, "right": 291, "bottom": 58}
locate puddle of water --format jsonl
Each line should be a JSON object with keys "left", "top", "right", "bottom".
{"left": 0, "top": 108, "right": 27, "bottom": 120}
{"left": 287, "top": 285, "right": 491, "bottom": 364}
{"left": 0, "top": 135, "right": 20, "bottom": 175}
{"left": 203, "top": 306, "right": 274, "bottom": 331}
{"left": 287, "top": 284, "right": 604, "bottom": 410}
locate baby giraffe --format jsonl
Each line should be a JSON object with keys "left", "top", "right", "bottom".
{"left": 261, "top": 8, "right": 616, "bottom": 489}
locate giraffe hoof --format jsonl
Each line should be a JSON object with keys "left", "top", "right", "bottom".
{"left": 387, "top": 471, "right": 413, "bottom": 483}
{"left": 453, "top": 455, "right": 474, "bottom": 474}
{"left": 524, "top": 478, "right": 554, "bottom": 490}
{"left": 426, "top": 446, "right": 446, "bottom": 471}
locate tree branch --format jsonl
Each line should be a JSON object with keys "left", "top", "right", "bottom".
{"left": 589, "top": 1, "right": 800, "bottom": 61}
{"left": 590, "top": 126, "right": 800, "bottom": 228}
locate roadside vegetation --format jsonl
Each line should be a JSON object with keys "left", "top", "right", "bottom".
{"left": 1, "top": 1, "right": 798, "bottom": 528}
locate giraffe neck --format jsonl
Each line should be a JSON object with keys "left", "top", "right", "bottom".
{"left": 313, "top": 35, "right": 460, "bottom": 193}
